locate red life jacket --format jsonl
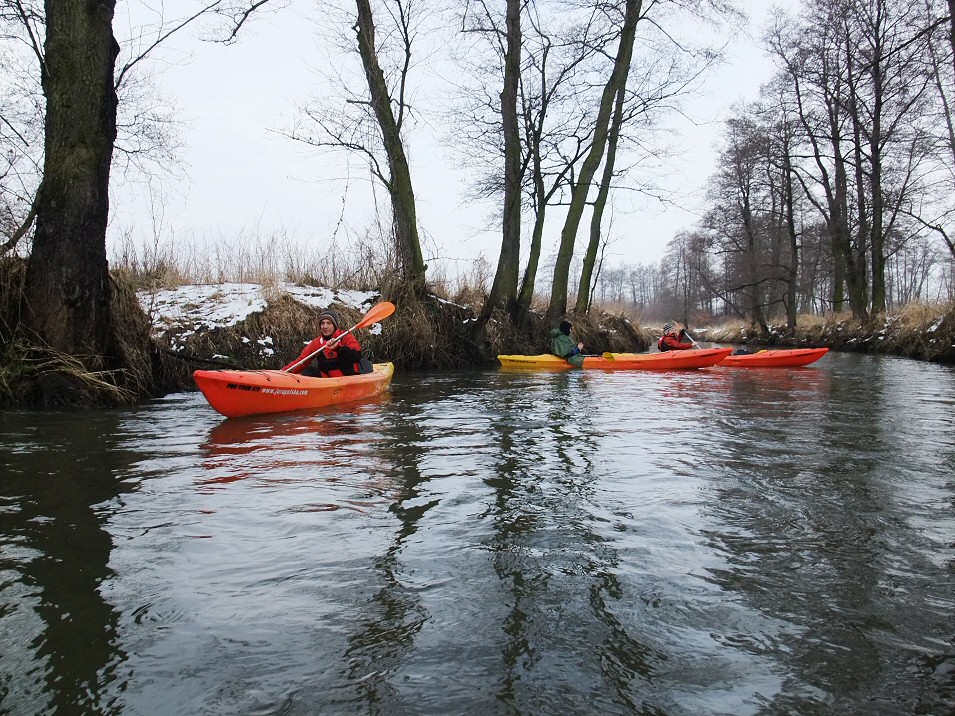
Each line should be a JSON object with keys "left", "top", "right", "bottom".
{"left": 658, "top": 332, "right": 694, "bottom": 352}
{"left": 283, "top": 330, "right": 363, "bottom": 376}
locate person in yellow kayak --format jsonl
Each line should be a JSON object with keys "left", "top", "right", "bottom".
{"left": 550, "top": 320, "right": 585, "bottom": 367}
{"left": 658, "top": 321, "right": 695, "bottom": 351}
{"left": 283, "top": 309, "right": 365, "bottom": 377}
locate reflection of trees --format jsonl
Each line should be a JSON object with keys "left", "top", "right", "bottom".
{"left": 0, "top": 413, "right": 131, "bottom": 715}
{"left": 700, "top": 357, "right": 953, "bottom": 711}
{"left": 482, "top": 372, "right": 666, "bottom": 713}
{"left": 338, "top": 388, "right": 438, "bottom": 711}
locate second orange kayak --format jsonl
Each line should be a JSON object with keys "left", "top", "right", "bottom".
{"left": 719, "top": 347, "right": 829, "bottom": 368}
{"left": 498, "top": 347, "right": 733, "bottom": 370}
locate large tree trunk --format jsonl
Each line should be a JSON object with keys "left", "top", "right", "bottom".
{"left": 548, "top": 0, "right": 640, "bottom": 321}
{"left": 24, "top": 0, "right": 120, "bottom": 362}
{"left": 782, "top": 150, "right": 799, "bottom": 329}
{"left": 483, "top": 0, "right": 522, "bottom": 320}
{"left": 575, "top": 81, "right": 625, "bottom": 314}
{"left": 515, "top": 189, "right": 545, "bottom": 324}
{"left": 354, "top": 0, "right": 426, "bottom": 292}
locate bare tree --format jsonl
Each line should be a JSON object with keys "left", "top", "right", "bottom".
{"left": 451, "top": 0, "right": 601, "bottom": 323}
{"left": 477, "top": 0, "right": 522, "bottom": 320}
{"left": 768, "top": 2, "right": 866, "bottom": 318}
{"left": 3, "top": 0, "right": 275, "bottom": 395}
{"left": 284, "top": 0, "right": 427, "bottom": 293}
{"left": 354, "top": 0, "right": 427, "bottom": 291}
{"left": 548, "top": 0, "right": 640, "bottom": 321}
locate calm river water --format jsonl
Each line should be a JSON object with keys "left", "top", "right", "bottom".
{"left": 1, "top": 352, "right": 954, "bottom": 715}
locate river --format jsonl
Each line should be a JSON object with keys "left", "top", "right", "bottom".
{"left": 1, "top": 352, "right": 953, "bottom": 715}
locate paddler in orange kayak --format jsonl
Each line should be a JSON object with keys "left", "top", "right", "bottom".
{"left": 657, "top": 321, "right": 695, "bottom": 351}
{"left": 283, "top": 309, "right": 365, "bottom": 377}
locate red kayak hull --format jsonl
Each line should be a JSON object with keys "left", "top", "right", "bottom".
{"left": 193, "top": 363, "right": 394, "bottom": 418}
{"left": 498, "top": 347, "right": 733, "bottom": 370}
{"left": 719, "top": 347, "right": 829, "bottom": 368}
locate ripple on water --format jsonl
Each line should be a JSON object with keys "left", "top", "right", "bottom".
{"left": 1, "top": 357, "right": 954, "bottom": 714}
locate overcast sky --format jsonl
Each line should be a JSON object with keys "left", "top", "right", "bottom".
{"left": 109, "top": 0, "right": 777, "bottom": 279}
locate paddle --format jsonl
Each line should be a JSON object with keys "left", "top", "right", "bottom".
{"left": 680, "top": 324, "right": 710, "bottom": 349}
{"left": 283, "top": 301, "right": 396, "bottom": 373}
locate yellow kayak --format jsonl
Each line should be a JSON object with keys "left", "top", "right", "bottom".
{"left": 498, "top": 348, "right": 733, "bottom": 370}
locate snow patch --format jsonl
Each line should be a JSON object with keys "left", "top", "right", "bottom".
{"left": 138, "top": 282, "right": 380, "bottom": 334}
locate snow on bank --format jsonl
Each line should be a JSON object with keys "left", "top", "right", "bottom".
{"left": 138, "top": 282, "right": 379, "bottom": 336}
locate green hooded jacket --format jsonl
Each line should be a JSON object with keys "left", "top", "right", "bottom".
{"left": 550, "top": 328, "right": 585, "bottom": 368}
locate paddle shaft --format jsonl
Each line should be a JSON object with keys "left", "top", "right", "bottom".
{"left": 678, "top": 324, "right": 702, "bottom": 347}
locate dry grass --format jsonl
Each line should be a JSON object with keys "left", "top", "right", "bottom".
{"left": 0, "top": 269, "right": 163, "bottom": 407}
{"left": 0, "top": 339, "right": 138, "bottom": 406}
{"left": 111, "top": 226, "right": 395, "bottom": 293}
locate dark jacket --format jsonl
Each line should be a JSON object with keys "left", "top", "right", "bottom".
{"left": 550, "top": 328, "right": 585, "bottom": 367}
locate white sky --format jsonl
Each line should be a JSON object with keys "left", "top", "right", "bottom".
{"left": 109, "top": 0, "right": 778, "bottom": 278}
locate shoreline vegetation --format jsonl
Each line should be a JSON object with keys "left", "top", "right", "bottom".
{"left": 2, "top": 254, "right": 953, "bottom": 408}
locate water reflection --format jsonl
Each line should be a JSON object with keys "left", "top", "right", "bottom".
{"left": 1, "top": 355, "right": 953, "bottom": 715}
{"left": 698, "top": 354, "right": 955, "bottom": 711}
{"left": 477, "top": 371, "right": 669, "bottom": 714}
{"left": 0, "top": 411, "right": 133, "bottom": 715}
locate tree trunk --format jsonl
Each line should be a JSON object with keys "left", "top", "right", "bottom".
{"left": 516, "top": 189, "right": 545, "bottom": 324}
{"left": 483, "top": 0, "right": 522, "bottom": 320}
{"left": 547, "top": 0, "right": 641, "bottom": 321}
{"left": 354, "top": 0, "right": 426, "bottom": 291}
{"left": 832, "top": 130, "right": 868, "bottom": 320}
{"left": 782, "top": 150, "right": 799, "bottom": 329}
{"left": 515, "top": 116, "right": 548, "bottom": 324}
{"left": 24, "top": 0, "right": 120, "bottom": 362}
{"left": 949, "top": 0, "right": 955, "bottom": 80}
{"left": 575, "top": 81, "right": 625, "bottom": 314}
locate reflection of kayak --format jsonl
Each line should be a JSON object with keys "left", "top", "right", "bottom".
{"left": 498, "top": 347, "right": 733, "bottom": 370}
{"left": 719, "top": 347, "right": 829, "bottom": 368}
{"left": 193, "top": 363, "right": 394, "bottom": 418}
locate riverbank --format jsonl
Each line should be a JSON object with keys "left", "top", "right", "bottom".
{"left": 3, "top": 271, "right": 953, "bottom": 406}
{"left": 699, "top": 302, "right": 955, "bottom": 365}
{"left": 142, "top": 283, "right": 955, "bottom": 392}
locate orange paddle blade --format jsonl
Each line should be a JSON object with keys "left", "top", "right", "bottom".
{"left": 356, "top": 301, "right": 396, "bottom": 329}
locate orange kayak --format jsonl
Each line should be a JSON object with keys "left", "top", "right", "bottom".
{"left": 498, "top": 347, "right": 733, "bottom": 370}
{"left": 193, "top": 362, "right": 394, "bottom": 418}
{"left": 719, "top": 347, "right": 829, "bottom": 368}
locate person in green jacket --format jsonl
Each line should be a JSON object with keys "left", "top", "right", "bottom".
{"left": 550, "top": 320, "right": 585, "bottom": 367}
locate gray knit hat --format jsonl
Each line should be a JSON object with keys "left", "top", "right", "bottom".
{"left": 662, "top": 322, "right": 673, "bottom": 333}
{"left": 319, "top": 310, "right": 341, "bottom": 329}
